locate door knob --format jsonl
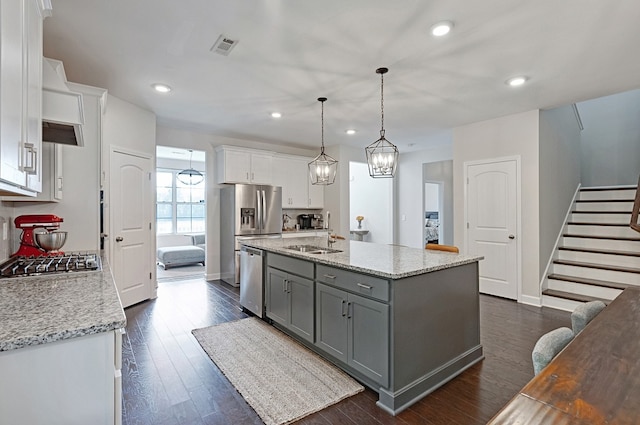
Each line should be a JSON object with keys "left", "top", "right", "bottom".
{"left": 508, "top": 234, "right": 515, "bottom": 240}
{"left": 115, "top": 236, "right": 124, "bottom": 242}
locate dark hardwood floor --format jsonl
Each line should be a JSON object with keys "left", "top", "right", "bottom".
{"left": 122, "top": 278, "right": 570, "bottom": 425}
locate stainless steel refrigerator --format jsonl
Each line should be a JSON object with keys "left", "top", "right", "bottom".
{"left": 220, "top": 184, "right": 282, "bottom": 286}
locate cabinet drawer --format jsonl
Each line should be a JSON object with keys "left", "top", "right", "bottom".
{"left": 267, "top": 253, "right": 314, "bottom": 279}
{"left": 316, "top": 265, "right": 389, "bottom": 302}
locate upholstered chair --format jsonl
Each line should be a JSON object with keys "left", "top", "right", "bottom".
{"left": 571, "top": 300, "right": 606, "bottom": 335}
{"left": 532, "top": 327, "right": 574, "bottom": 375}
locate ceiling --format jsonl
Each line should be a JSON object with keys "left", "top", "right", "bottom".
{"left": 43, "top": 0, "right": 640, "bottom": 153}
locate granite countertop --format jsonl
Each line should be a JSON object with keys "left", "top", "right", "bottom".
{"left": 0, "top": 259, "right": 126, "bottom": 352}
{"left": 241, "top": 236, "right": 483, "bottom": 279}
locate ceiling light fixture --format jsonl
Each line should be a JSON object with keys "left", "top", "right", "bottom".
{"left": 177, "top": 149, "right": 204, "bottom": 186}
{"left": 365, "top": 67, "right": 398, "bottom": 178}
{"left": 152, "top": 83, "right": 172, "bottom": 93}
{"left": 431, "top": 21, "right": 453, "bottom": 37}
{"left": 345, "top": 129, "right": 356, "bottom": 135}
{"left": 506, "top": 76, "right": 528, "bottom": 87}
{"left": 308, "top": 97, "right": 338, "bottom": 185}
{"left": 271, "top": 112, "right": 282, "bottom": 118}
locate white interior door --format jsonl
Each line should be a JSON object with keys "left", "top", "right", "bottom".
{"left": 111, "top": 149, "right": 153, "bottom": 308}
{"left": 466, "top": 158, "right": 519, "bottom": 300}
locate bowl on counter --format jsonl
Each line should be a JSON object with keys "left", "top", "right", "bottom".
{"left": 35, "top": 231, "right": 68, "bottom": 251}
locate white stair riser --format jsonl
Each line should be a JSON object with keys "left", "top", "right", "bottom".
{"left": 574, "top": 201, "right": 634, "bottom": 212}
{"left": 570, "top": 213, "right": 632, "bottom": 224}
{"left": 562, "top": 236, "right": 640, "bottom": 252}
{"left": 566, "top": 224, "right": 639, "bottom": 238}
{"left": 541, "top": 295, "right": 585, "bottom": 312}
{"left": 546, "top": 278, "right": 621, "bottom": 300}
{"left": 579, "top": 189, "right": 636, "bottom": 200}
{"left": 558, "top": 250, "right": 640, "bottom": 268}
{"left": 552, "top": 264, "right": 640, "bottom": 285}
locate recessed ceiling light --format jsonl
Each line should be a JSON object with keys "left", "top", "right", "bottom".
{"left": 151, "top": 83, "right": 172, "bottom": 93}
{"left": 271, "top": 112, "right": 282, "bottom": 118}
{"left": 431, "top": 21, "right": 453, "bottom": 37}
{"left": 345, "top": 129, "right": 356, "bottom": 135}
{"left": 506, "top": 76, "right": 528, "bottom": 87}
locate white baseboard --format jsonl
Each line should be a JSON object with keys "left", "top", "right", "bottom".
{"left": 519, "top": 294, "right": 541, "bottom": 307}
{"left": 206, "top": 272, "right": 221, "bottom": 281}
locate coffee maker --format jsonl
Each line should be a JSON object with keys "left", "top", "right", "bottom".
{"left": 297, "top": 214, "right": 312, "bottom": 229}
{"left": 311, "top": 214, "right": 323, "bottom": 229}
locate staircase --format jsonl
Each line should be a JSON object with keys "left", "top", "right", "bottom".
{"left": 542, "top": 184, "right": 640, "bottom": 311}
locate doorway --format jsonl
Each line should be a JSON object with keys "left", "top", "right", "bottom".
{"left": 156, "top": 146, "right": 206, "bottom": 281}
{"left": 349, "top": 161, "right": 393, "bottom": 244}
{"left": 424, "top": 182, "right": 442, "bottom": 245}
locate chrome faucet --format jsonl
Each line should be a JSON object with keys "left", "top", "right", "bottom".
{"left": 327, "top": 231, "right": 336, "bottom": 248}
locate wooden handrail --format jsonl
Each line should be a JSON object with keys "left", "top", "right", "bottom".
{"left": 632, "top": 174, "right": 640, "bottom": 233}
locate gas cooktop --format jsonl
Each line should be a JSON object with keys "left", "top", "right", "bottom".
{"left": 0, "top": 252, "right": 101, "bottom": 278}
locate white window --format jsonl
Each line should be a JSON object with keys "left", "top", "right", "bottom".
{"left": 156, "top": 169, "right": 205, "bottom": 234}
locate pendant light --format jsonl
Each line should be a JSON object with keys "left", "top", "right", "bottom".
{"left": 308, "top": 97, "right": 338, "bottom": 185}
{"left": 365, "top": 67, "right": 398, "bottom": 178}
{"left": 177, "top": 149, "right": 204, "bottom": 185}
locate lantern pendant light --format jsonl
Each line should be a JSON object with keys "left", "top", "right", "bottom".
{"left": 365, "top": 67, "right": 398, "bottom": 178}
{"left": 308, "top": 97, "right": 338, "bottom": 185}
{"left": 177, "top": 149, "right": 204, "bottom": 185}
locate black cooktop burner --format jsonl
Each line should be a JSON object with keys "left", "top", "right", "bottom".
{"left": 0, "top": 252, "right": 101, "bottom": 278}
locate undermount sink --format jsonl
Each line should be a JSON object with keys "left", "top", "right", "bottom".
{"left": 284, "top": 245, "right": 342, "bottom": 254}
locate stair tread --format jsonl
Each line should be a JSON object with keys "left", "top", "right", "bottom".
{"left": 567, "top": 222, "right": 630, "bottom": 226}
{"left": 542, "top": 289, "right": 611, "bottom": 304}
{"left": 559, "top": 246, "right": 640, "bottom": 257}
{"left": 580, "top": 186, "right": 637, "bottom": 192}
{"left": 563, "top": 233, "right": 640, "bottom": 242}
{"left": 576, "top": 199, "right": 634, "bottom": 203}
{"left": 547, "top": 273, "right": 630, "bottom": 290}
{"left": 572, "top": 210, "right": 631, "bottom": 214}
{"left": 553, "top": 259, "right": 640, "bottom": 274}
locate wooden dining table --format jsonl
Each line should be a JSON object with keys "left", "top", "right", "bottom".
{"left": 488, "top": 286, "right": 640, "bottom": 425}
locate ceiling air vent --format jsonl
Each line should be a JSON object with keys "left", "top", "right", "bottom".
{"left": 211, "top": 34, "right": 239, "bottom": 56}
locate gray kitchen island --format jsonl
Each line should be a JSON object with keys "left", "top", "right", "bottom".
{"left": 241, "top": 237, "right": 484, "bottom": 415}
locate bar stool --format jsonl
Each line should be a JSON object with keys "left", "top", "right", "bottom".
{"left": 532, "top": 327, "right": 574, "bottom": 375}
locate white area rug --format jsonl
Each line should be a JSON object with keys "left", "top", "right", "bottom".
{"left": 192, "top": 317, "right": 364, "bottom": 425}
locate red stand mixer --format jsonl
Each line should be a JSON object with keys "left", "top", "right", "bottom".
{"left": 13, "top": 214, "right": 67, "bottom": 257}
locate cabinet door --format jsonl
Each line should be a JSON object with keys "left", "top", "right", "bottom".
{"left": 271, "top": 155, "right": 291, "bottom": 207}
{"left": 250, "top": 152, "right": 272, "bottom": 184}
{"left": 224, "top": 149, "right": 251, "bottom": 183}
{"left": 0, "top": 0, "right": 27, "bottom": 188}
{"left": 348, "top": 293, "right": 389, "bottom": 386}
{"left": 289, "top": 158, "right": 309, "bottom": 208}
{"left": 315, "top": 283, "right": 348, "bottom": 363}
{"left": 266, "top": 267, "right": 288, "bottom": 327}
{"left": 23, "top": 0, "right": 43, "bottom": 192}
{"left": 288, "top": 275, "right": 314, "bottom": 343}
{"left": 308, "top": 178, "right": 324, "bottom": 209}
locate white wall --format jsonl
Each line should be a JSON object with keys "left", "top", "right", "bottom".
{"left": 539, "top": 105, "right": 582, "bottom": 277}
{"left": 396, "top": 145, "right": 452, "bottom": 248}
{"left": 349, "top": 161, "right": 392, "bottom": 244}
{"left": 453, "top": 110, "right": 540, "bottom": 303}
{"left": 578, "top": 89, "right": 640, "bottom": 186}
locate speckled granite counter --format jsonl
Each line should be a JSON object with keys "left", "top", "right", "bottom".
{"left": 241, "top": 236, "right": 482, "bottom": 279}
{"left": 0, "top": 258, "right": 126, "bottom": 352}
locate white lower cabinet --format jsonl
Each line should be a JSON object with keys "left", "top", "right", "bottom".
{"left": 0, "top": 329, "right": 124, "bottom": 425}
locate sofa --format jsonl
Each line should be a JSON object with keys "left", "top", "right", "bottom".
{"left": 156, "top": 233, "right": 205, "bottom": 269}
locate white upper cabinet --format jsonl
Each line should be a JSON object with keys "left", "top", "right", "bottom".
{"left": 0, "top": 0, "right": 48, "bottom": 196}
{"left": 273, "top": 153, "right": 324, "bottom": 209}
{"left": 216, "top": 146, "right": 272, "bottom": 185}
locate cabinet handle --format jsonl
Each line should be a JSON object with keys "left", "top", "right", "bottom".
{"left": 22, "top": 142, "right": 38, "bottom": 174}
{"left": 246, "top": 172, "right": 249, "bottom": 180}
{"left": 323, "top": 274, "right": 336, "bottom": 280}
{"left": 57, "top": 176, "right": 63, "bottom": 191}
{"left": 357, "top": 283, "right": 373, "bottom": 290}
{"left": 347, "top": 302, "right": 352, "bottom": 319}
{"left": 283, "top": 279, "right": 287, "bottom": 292}
{"left": 341, "top": 300, "right": 347, "bottom": 317}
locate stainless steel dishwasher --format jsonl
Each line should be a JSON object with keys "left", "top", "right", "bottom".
{"left": 240, "top": 245, "right": 264, "bottom": 317}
